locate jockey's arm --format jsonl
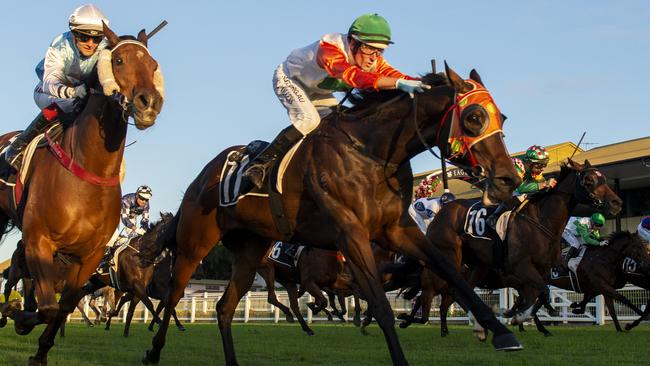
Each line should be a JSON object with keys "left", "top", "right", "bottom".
{"left": 515, "top": 179, "right": 541, "bottom": 194}
{"left": 140, "top": 204, "right": 150, "bottom": 230}
{"left": 120, "top": 207, "right": 137, "bottom": 230}
{"left": 576, "top": 222, "right": 601, "bottom": 246}
{"left": 41, "top": 46, "right": 75, "bottom": 99}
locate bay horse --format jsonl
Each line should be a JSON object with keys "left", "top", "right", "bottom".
{"left": 103, "top": 249, "right": 186, "bottom": 336}
{"left": 425, "top": 160, "right": 622, "bottom": 335}
{"left": 0, "top": 23, "right": 164, "bottom": 366}
{"left": 83, "top": 213, "right": 175, "bottom": 336}
{"left": 257, "top": 242, "right": 356, "bottom": 335}
{"left": 144, "top": 65, "right": 524, "bottom": 366}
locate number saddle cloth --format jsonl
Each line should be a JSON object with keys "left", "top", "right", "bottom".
{"left": 268, "top": 241, "right": 305, "bottom": 271}
{"left": 463, "top": 201, "right": 510, "bottom": 241}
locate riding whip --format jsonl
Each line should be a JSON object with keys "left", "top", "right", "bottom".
{"left": 146, "top": 20, "right": 168, "bottom": 39}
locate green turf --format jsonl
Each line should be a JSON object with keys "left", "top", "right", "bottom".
{"left": 0, "top": 321, "right": 648, "bottom": 365}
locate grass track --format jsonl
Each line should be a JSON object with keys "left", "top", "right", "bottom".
{"left": 0, "top": 321, "right": 648, "bottom": 365}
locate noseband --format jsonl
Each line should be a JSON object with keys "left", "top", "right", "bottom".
{"left": 574, "top": 168, "right": 607, "bottom": 209}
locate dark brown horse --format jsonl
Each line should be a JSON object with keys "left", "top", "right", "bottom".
{"left": 539, "top": 231, "right": 650, "bottom": 332}
{"left": 144, "top": 65, "right": 524, "bottom": 366}
{"left": 0, "top": 23, "right": 163, "bottom": 366}
{"left": 426, "top": 160, "right": 622, "bottom": 332}
{"left": 83, "top": 213, "right": 175, "bottom": 336}
{"left": 257, "top": 242, "right": 356, "bottom": 335}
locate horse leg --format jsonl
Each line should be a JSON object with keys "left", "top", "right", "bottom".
{"left": 148, "top": 301, "right": 164, "bottom": 331}
{"left": 439, "top": 292, "right": 454, "bottom": 337}
{"left": 625, "top": 297, "right": 650, "bottom": 331}
{"left": 171, "top": 308, "right": 185, "bottom": 331}
{"left": 77, "top": 301, "right": 93, "bottom": 327}
{"left": 0, "top": 266, "right": 21, "bottom": 328}
{"left": 529, "top": 298, "right": 552, "bottom": 337}
{"left": 215, "top": 238, "right": 271, "bottom": 366}
{"left": 385, "top": 228, "right": 520, "bottom": 351}
{"left": 284, "top": 282, "right": 314, "bottom": 335}
{"left": 261, "top": 266, "right": 294, "bottom": 323}
{"left": 14, "top": 236, "right": 59, "bottom": 336}
{"left": 124, "top": 296, "right": 140, "bottom": 337}
{"left": 327, "top": 290, "right": 341, "bottom": 319}
{"left": 352, "top": 292, "right": 362, "bottom": 327}
{"left": 107, "top": 292, "right": 131, "bottom": 331}
{"left": 570, "top": 292, "right": 595, "bottom": 314}
{"left": 398, "top": 295, "right": 421, "bottom": 329}
{"left": 416, "top": 287, "right": 434, "bottom": 325}
{"left": 335, "top": 291, "right": 348, "bottom": 322}
{"left": 132, "top": 283, "right": 162, "bottom": 325}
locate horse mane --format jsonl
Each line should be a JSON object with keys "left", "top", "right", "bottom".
{"left": 137, "top": 212, "right": 175, "bottom": 267}
{"left": 346, "top": 72, "right": 449, "bottom": 113}
{"left": 605, "top": 230, "right": 635, "bottom": 244}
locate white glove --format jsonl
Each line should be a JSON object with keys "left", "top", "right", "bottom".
{"left": 135, "top": 227, "right": 147, "bottom": 236}
{"left": 600, "top": 240, "right": 609, "bottom": 246}
{"left": 396, "top": 79, "right": 431, "bottom": 98}
{"left": 73, "top": 84, "right": 88, "bottom": 99}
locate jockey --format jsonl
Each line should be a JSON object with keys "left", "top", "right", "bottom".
{"left": 638, "top": 216, "right": 650, "bottom": 242}
{"left": 243, "top": 13, "right": 430, "bottom": 189}
{"left": 117, "top": 185, "right": 153, "bottom": 243}
{"left": 563, "top": 213, "right": 607, "bottom": 265}
{"left": 3, "top": 4, "right": 109, "bottom": 173}
{"left": 409, "top": 192, "right": 456, "bottom": 234}
{"left": 516, "top": 145, "right": 557, "bottom": 194}
{"left": 487, "top": 148, "right": 556, "bottom": 229}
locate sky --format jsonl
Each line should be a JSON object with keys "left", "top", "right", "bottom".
{"left": 1, "top": 1, "right": 649, "bottom": 260}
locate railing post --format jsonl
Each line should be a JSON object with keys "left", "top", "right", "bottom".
{"left": 122, "top": 303, "right": 127, "bottom": 323}
{"left": 307, "top": 294, "right": 313, "bottom": 324}
{"left": 344, "top": 296, "right": 349, "bottom": 322}
{"left": 244, "top": 293, "right": 250, "bottom": 323}
{"left": 191, "top": 297, "right": 196, "bottom": 323}
{"left": 595, "top": 295, "right": 605, "bottom": 325}
{"left": 274, "top": 303, "right": 280, "bottom": 323}
{"left": 144, "top": 306, "right": 149, "bottom": 323}
{"left": 203, "top": 292, "right": 208, "bottom": 313}
{"left": 499, "top": 288, "right": 508, "bottom": 312}
{"left": 84, "top": 295, "right": 90, "bottom": 319}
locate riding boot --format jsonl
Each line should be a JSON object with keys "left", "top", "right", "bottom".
{"left": 564, "top": 246, "right": 580, "bottom": 266}
{"left": 4, "top": 112, "right": 54, "bottom": 172}
{"left": 243, "top": 125, "right": 303, "bottom": 190}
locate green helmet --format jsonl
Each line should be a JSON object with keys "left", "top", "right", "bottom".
{"left": 523, "top": 145, "right": 549, "bottom": 164}
{"left": 591, "top": 213, "right": 605, "bottom": 226}
{"left": 349, "top": 13, "right": 393, "bottom": 48}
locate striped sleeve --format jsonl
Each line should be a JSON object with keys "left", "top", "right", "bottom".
{"left": 42, "top": 46, "right": 74, "bottom": 99}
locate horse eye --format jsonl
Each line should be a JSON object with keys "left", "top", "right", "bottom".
{"left": 115, "top": 58, "right": 123, "bottom": 65}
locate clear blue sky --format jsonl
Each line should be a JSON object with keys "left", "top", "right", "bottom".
{"left": 1, "top": 1, "right": 649, "bottom": 260}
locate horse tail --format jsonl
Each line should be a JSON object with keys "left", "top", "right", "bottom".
{"left": 0, "top": 217, "right": 16, "bottom": 243}
{"left": 1, "top": 267, "right": 9, "bottom": 279}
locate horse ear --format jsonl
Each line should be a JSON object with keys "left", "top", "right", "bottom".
{"left": 102, "top": 21, "right": 120, "bottom": 48}
{"left": 469, "top": 69, "right": 484, "bottom": 86}
{"left": 567, "top": 158, "right": 583, "bottom": 170}
{"left": 445, "top": 61, "right": 471, "bottom": 93}
{"left": 583, "top": 159, "right": 592, "bottom": 168}
{"left": 137, "top": 29, "right": 148, "bottom": 46}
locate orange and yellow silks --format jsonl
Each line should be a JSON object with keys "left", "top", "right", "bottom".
{"left": 441, "top": 79, "right": 504, "bottom": 165}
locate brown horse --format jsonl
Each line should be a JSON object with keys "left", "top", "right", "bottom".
{"left": 0, "top": 23, "right": 163, "bottom": 366}
{"left": 427, "top": 160, "right": 622, "bottom": 328}
{"left": 83, "top": 213, "right": 175, "bottom": 336}
{"left": 257, "top": 242, "right": 356, "bottom": 335}
{"left": 144, "top": 65, "right": 523, "bottom": 366}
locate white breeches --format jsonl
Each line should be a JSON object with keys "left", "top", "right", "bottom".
{"left": 562, "top": 230, "right": 582, "bottom": 249}
{"left": 273, "top": 65, "right": 336, "bottom": 135}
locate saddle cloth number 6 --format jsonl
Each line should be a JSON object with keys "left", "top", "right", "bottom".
{"left": 468, "top": 208, "right": 488, "bottom": 236}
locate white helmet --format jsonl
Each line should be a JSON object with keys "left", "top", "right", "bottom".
{"left": 68, "top": 4, "right": 109, "bottom": 36}
{"left": 136, "top": 185, "right": 153, "bottom": 200}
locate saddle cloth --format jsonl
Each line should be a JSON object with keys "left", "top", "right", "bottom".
{"left": 268, "top": 241, "right": 305, "bottom": 269}
{"left": 218, "top": 137, "right": 305, "bottom": 206}
{"left": 463, "top": 202, "right": 511, "bottom": 241}
{"left": 550, "top": 263, "right": 582, "bottom": 293}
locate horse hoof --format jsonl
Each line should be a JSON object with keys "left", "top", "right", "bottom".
{"left": 177, "top": 326, "right": 186, "bottom": 332}
{"left": 441, "top": 331, "right": 449, "bottom": 338}
{"left": 0, "top": 317, "right": 7, "bottom": 328}
{"left": 543, "top": 332, "right": 553, "bottom": 337}
{"left": 492, "top": 333, "right": 523, "bottom": 352}
{"left": 399, "top": 321, "right": 410, "bottom": 329}
{"left": 571, "top": 308, "right": 585, "bottom": 315}
{"left": 569, "top": 302, "right": 579, "bottom": 308}
{"left": 286, "top": 316, "right": 295, "bottom": 323}
{"left": 148, "top": 327, "right": 155, "bottom": 332}
{"left": 473, "top": 331, "right": 487, "bottom": 343}
{"left": 123, "top": 333, "right": 130, "bottom": 338}
{"left": 625, "top": 324, "right": 633, "bottom": 331}
{"left": 142, "top": 350, "right": 159, "bottom": 365}
{"left": 305, "top": 329, "right": 315, "bottom": 336}
{"left": 28, "top": 356, "right": 47, "bottom": 366}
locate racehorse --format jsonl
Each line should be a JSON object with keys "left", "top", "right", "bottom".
{"left": 0, "top": 23, "right": 163, "bottom": 365}
{"left": 537, "top": 231, "right": 650, "bottom": 333}
{"left": 83, "top": 213, "right": 175, "bottom": 336}
{"left": 425, "top": 160, "right": 622, "bottom": 335}
{"left": 104, "top": 250, "right": 186, "bottom": 337}
{"left": 144, "top": 65, "right": 524, "bottom": 366}
{"left": 257, "top": 242, "right": 356, "bottom": 335}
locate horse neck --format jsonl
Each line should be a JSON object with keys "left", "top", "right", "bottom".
{"left": 62, "top": 95, "right": 127, "bottom": 178}
{"left": 537, "top": 176, "right": 579, "bottom": 237}
{"left": 340, "top": 88, "right": 452, "bottom": 167}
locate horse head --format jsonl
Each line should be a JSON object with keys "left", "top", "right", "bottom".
{"left": 607, "top": 232, "right": 650, "bottom": 276}
{"left": 564, "top": 159, "right": 622, "bottom": 216}
{"left": 97, "top": 23, "right": 164, "bottom": 130}
{"left": 417, "top": 63, "right": 520, "bottom": 205}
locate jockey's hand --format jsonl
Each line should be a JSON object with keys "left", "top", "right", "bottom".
{"left": 135, "top": 227, "right": 147, "bottom": 236}
{"left": 73, "top": 84, "right": 88, "bottom": 99}
{"left": 600, "top": 239, "right": 609, "bottom": 246}
{"left": 396, "top": 79, "right": 431, "bottom": 98}
{"left": 547, "top": 178, "right": 558, "bottom": 188}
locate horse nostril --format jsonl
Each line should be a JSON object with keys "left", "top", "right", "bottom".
{"left": 138, "top": 94, "right": 149, "bottom": 108}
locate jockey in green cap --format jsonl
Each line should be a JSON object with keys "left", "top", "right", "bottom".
{"left": 243, "top": 13, "right": 430, "bottom": 190}
{"left": 563, "top": 213, "right": 608, "bottom": 266}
